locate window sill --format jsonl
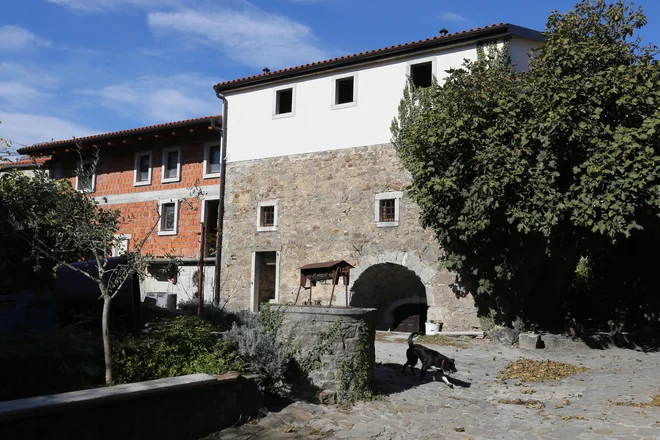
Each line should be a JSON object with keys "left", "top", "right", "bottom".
{"left": 376, "top": 221, "right": 399, "bottom": 228}
{"left": 158, "top": 230, "right": 177, "bottom": 236}
{"left": 203, "top": 172, "right": 221, "bottom": 179}
{"left": 257, "top": 226, "right": 278, "bottom": 232}
{"left": 133, "top": 181, "right": 151, "bottom": 187}
{"left": 331, "top": 101, "right": 357, "bottom": 111}
{"left": 161, "top": 177, "right": 181, "bottom": 184}
{"left": 272, "top": 112, "right": 295, "bottom": 120}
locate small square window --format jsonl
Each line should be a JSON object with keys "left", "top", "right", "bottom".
{"left": 379, "top": 199, "right": 396, "bottom": 222}
{"left": 76, "top": 160, "right": 96, "bottom": 192}
{"left": 335, "top": 76, "right": 355, "bottom": 105}
{"left": 276, "top": 88, "right": 293, "bottom": 115}
{"left": 134, "top": 151, "right": 152, "bottom": 186}
{"left": 410, "top": 61, "right": 433, "bottom": 88}
{"left": 203, "top": 144, "right": 221, "bottom": 178}
{"left": 161, "top": 147, "right": 181, "bottom": 183}
{"left": 257, "top": 201, "right": 278, "bottom": 232}
{"left": 158, "top": 201, "right": 179, "bottom": 236}
{"left": 375, "top": 191, "right": 403, "bottom": 227}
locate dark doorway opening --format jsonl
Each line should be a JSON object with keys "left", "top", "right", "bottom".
{"left": 350, "top": 263, "right": 428, "bottom": 332}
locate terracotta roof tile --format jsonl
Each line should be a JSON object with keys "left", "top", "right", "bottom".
{"left": 18, "top": 115, "right": 220, "bottom": 154}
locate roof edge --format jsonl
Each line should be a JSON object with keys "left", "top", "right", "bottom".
{"left": 18, "top": 115, "right": 221, "bottom": 155}
{"left": 214, "top": 23, "right": 543, "bottom": 93}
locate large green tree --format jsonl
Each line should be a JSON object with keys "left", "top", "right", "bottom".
{"left": 391, "top": 0, "right": 660, "bottom": 329}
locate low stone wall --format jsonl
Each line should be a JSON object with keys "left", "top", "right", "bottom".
{"left": 0, "top": 373, "right": 263, "bottom": 440}
{"left": 280, "top": 306, "right": 377, "bottom": 404}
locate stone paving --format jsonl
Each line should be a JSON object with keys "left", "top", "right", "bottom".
{"left": 205, "top": 335, "right": 660, "bottom": 439}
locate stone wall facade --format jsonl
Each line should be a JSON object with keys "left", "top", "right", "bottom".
{"left": 220, "top": 144, "right": 480, "bottom": 331}
{"left": 279, "top": 306, "right": 376, "bottom": 403}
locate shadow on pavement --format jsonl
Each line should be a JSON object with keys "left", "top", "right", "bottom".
{"left": 372, "top": 363, "right": 472, "bottom": 396}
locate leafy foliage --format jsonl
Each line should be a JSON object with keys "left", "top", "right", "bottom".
{"left": 114, "top": 316, "right": 241, "bottom": 383}
{"left": 391, "top": 0, "right": 660, "bottom": 328}
{"left": 338, "top": 321, "right": 373, "bottom": 403}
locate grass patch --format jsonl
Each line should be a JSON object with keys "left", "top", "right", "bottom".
{"left": 611, "top": 395, "right": 660, "bottom": 408}
{"left": 499, "top": 359, "right": 589, "bottom": 383}
{"left": 375, "top": 332, "right": 402, "bottom": 343}
{"left": 414, "top": 334, "right": 469, "bottom": 349}
{"left": 498, "top": 398, "right": 545, "bottom": 409}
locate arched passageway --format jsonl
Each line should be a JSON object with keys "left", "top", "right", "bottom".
{"left": 350, "top": 263, "right": 427, "bottom": 332}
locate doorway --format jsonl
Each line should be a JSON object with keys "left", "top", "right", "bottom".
{"left": 251, "top": 251, "right": 279, "bottom": 311}
{"left": 202, "top": 199, "right": 219, "bottom": 257}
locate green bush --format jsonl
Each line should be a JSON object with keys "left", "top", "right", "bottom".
{"left": 114, "top": 316, "right": 242, "bottom": 383}
{"left": 0, "top": 328, "right": 104, "bottom": 401}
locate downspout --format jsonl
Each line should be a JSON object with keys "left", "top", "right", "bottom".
{"left": 212, "top": 86, "right": 228, "bottom": 306}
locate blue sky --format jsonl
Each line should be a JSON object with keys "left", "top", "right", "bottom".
{"left": 2, "top": 0, "right": 659, "bottom": 149}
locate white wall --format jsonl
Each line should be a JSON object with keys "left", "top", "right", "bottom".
{"left": 509, "top": 37, "right": 544, "bottom": 72}
{"left": 224, "top": 37, "right": 539, "bottom": 163}
{"left": 225, "top": 45, "right": 480, "bottom": 163}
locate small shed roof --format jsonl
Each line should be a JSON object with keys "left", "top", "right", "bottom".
{"left": 300, "top": 260, "right": 354, "bottom": 271}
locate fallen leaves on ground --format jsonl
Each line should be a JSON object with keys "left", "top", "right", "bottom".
{"left": 414, "top": 334, "right": 469, "bottom": 349}
{"left": 561, "top": 415, "right": 586, "bottom": 420}
{"left": 499, "top": 359, "right": 590, "bottom": 383}
{"left": 520, "top": 389, "right": 537, "bottom": 395}
{"left": 612, "top": 395, "right": 660, "bottom": 408}
{"left": 497, "top": 398, "right": 545, "bottom": 409}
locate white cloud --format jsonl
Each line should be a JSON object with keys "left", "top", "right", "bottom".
{"left": 0, "top": 26, "right": 51, "bottom": 51}
{"left": 0, "top": 82, "right": 45, "bottom": 104}
{"left": 78, "top": 73, "right": 219, "bottom": 123}
{"left": 45, "top": 0, "right": 178, "bottom": 13}
{"left": 439, "top": 12, "right": 472, "bottom": 24}
{"left": 0, "top": 62, "right": 60, "bottom": 89}
{"left": 148, "top": 6, "right": 330, "bottom": 69}
{"left": 0, "top": 112, "right": 97, "bottom": 147}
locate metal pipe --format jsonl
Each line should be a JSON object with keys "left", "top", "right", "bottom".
{"left": 212, "top": 86, "right": 228, "bottom": 306}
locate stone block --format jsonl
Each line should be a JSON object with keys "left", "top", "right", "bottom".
{"left": 493, "top": 326, "right": 519, "bottom": 346}
{"left": 518, "top": 333, "right": 542, "bottom": 349}
{"left": 540, "top": 334, "right": 570, "bottom": 349}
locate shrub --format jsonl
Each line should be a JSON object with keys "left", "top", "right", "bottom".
{"left": 114, "top": 316, "right": 241, "bottom": 383}
{"left": 0, "top": 328, "right": 104, "bottom": 401}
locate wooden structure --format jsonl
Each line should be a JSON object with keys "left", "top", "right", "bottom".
{"left": 294, "top": 260, "right": 354, "bottom": 307}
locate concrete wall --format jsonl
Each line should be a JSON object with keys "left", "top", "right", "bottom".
{"left": 219, "top": 144, "right": 481, "bottom": 331}
{"left": 0, "top": 373, "right": 263, "bottom": 440}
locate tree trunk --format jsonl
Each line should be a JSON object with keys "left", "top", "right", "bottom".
{"left": 102, "top": 294, "right": 113, "bottom": 385}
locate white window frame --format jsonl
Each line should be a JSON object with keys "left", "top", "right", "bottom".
{"left": 158, "top": 200, "right": 179, "bottom": 236}
{"left": 75, "top": 159, "right": 96, "bottom": 193}
{"left": 133, "top": 151, "right": 153, "bottom": 186}
{"left": 407, "top": 56, "right": 437, "bottom": 88}
{"left": 375, "top": 191, "right": 403, "bottom": 228}
{"left": 272, "top": 85, "right": 296, "bottom": 119}
{"left": 331, "top": 72, "right": 358, "bottom": 110}
{"left": 161, "top": 146, "right": 182, "bottom": 183}
{"left": 202, "top": 142, "right": 221, "bottom": 179}
{"left": 256, "top": 200, "right": 279, "bottom": 232}
{"left": 111, "top": 234, "right": 131, "bottom": 257}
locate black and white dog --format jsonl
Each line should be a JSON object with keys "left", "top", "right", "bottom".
{"left": 402, "top": 332, "right": 458, "bottom": 387}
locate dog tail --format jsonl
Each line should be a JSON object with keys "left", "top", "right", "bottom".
{"left": 408, "top": 332, "right": 420, "bottom": 347}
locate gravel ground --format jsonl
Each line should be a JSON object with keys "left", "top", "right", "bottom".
{"left": 205, "top": 334, "right": 660, "bottom": 440}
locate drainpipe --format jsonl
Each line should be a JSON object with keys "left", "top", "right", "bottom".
{"left": 212, "top": 86, "right": 228, "bottom": 306}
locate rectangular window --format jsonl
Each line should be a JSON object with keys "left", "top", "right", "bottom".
{"left": 335, "top": 76, "right": 355, "bottom": 105}
{"left": 203, "top": 144, "right": 221, "bottom": 178}
{"left": 379, "top": 199, "right": 396, "bottom": 222}
{"left": 375, "top": 191, "right": 403, "bottom": 227}
{"left": 133, "top": 151, "right": 152, "bottom": 186}
{"left": 275, "top": 88, "right": 293, "bottom": 114}
{"left": 257, "top": 201, "right": 279, "bottom": 232}
{"left": 410, "top": 61, "right": 433, "bottom": 88}
{"left": 261, "top": 206, "right": 275, "bottom": 227}
{"left": 158, "top": 201, "right": 179, "bottom": 236}
{"left": 161, "top": 147, "right": 181, "bottom": 183}
{"left": 76, "top": 160, "right": 96, "bottom": 192}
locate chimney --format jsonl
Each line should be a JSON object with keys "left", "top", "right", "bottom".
{"left": 439, "top": 28, "right": 448, "bottom": 37}
{"left": 262, "top": 67, "right": 271, "bottom": 74}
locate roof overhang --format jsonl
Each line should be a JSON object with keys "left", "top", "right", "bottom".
{"left": 214, "top": 23, "right": 544, "bottom": 94}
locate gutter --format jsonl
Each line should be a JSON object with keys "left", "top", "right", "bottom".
{"left": 211, "top": 87, "right": 229, "bottom": 306}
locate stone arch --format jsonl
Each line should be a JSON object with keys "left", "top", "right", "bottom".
{"left": 349, "top": 260, "right": 430, "bottom": 332}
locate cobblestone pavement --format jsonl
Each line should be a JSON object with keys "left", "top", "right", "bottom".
{"left": 206, "top": 336, "right": 660, "bottom": 439}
